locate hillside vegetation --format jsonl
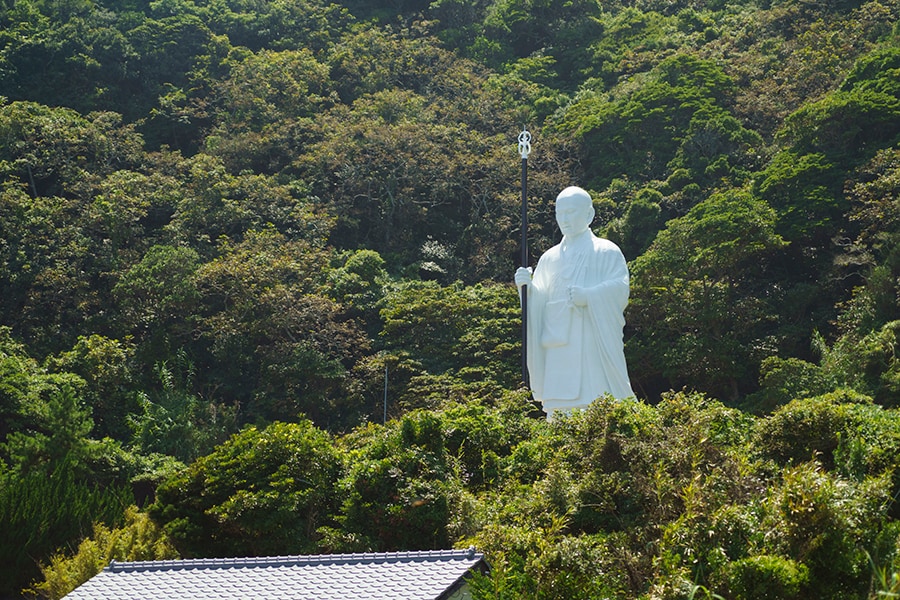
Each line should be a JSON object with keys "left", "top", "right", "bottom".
{"left": 0, "top": 0, "right": 899, "bottom": 596}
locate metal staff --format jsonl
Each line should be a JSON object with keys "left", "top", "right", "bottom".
{"left": 518, "top": 128, "right": 532, "bottom": 386}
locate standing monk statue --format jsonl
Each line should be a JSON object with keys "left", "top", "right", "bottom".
{"left": 515, "top": 186, "right": 635, "bottom": 419}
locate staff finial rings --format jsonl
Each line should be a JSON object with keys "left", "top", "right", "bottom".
{"left": 518, "top": 128, "right": 532, "bottom": 159}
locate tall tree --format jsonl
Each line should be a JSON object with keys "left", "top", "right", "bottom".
{"left": 628, "top": 189, "right": 787, "bottom": 400}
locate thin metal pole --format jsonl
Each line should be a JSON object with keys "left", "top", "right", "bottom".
{"left": 518, "top": 128, "right": 531, "bottom": 386}
{"left": 383, "top": 363, "right": 388, "bottom": 424}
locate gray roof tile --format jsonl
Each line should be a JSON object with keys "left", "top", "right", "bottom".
{"left": 65, "top": 548, "right": 487, "bottom": 600}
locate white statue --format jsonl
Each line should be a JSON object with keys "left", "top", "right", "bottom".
{"left": 515, "top": 186, "right": 635, "bottom": 419}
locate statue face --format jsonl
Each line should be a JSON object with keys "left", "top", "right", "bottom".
{"left": 555, "top": 196, "right": 593, "bottom": 238}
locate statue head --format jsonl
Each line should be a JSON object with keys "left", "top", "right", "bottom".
{"left": 555, "top": 186, "right": 595, "bottom": 239}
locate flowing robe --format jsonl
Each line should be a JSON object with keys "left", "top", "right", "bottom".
{"left": 525, "top": 232, "right": 634, "bottom": 415}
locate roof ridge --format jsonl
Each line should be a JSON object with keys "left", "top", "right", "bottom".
{"left": 105, "top": 548, "right": 482, "bottom": 573}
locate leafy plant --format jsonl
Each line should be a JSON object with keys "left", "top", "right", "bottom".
{"left": 0, "top": 456, "right": 133, "bottom": 597}
{"left": 149, "top": 419, "right": 342, "bottom": 557}
{"left": 24, "top": 506, "right": 178, "bottom": 600}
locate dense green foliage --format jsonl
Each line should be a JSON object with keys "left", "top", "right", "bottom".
{"left": 1, "top": 0, "right": 899, "bottom": 595}
{"left": 22, "top": 506, "right": 178, "bottom": 599}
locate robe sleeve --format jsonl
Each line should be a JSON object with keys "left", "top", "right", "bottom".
{"left": 582, "top": 240, "right": 634, "bottom": 399}
{"left": 525, "top": 253, "right": 551, "bottom": 401}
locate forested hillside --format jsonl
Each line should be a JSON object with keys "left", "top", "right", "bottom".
{"left": 1, "top": 0, "right": 899, "bottom": 595}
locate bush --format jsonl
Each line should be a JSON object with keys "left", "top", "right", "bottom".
{"left": 752, "top": 392, "right": 866, "bottom": 468}
{"left": 336, "top": 411, "right": 454, "bottom": 551}
{"left": 0, "top": 456, "right": 133, "bottom": 597}
{"left": 760, "top": 463, "right": 889, "bottom": 599}
{"left": 24, "top": 506, "right": 178, "bottom": 600}
{"left": 149, "top": 420, "right": 342, "bottom": 557}
{"left": 723, "top": 554, "right": 809, "bottom": 600}
{"left": 744, "top": 356, "right": 835, "bottom": 414}
{"left": 440, "top": 400, "right": 537, "bottom": 489}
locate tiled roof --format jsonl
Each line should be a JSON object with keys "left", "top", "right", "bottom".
{"left": 64, "top": 548, "right": 487, "bottom": 600}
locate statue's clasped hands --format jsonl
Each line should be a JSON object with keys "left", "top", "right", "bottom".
{"left": 516, "top": 267, "right": 587, "bottom": 307}
{"left": 567, "top": 285, "right": 588, "bottom": 307}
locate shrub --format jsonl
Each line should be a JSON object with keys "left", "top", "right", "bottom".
{"left": 760, "top": 463, "right": 889, "bottom": 599}
{"left": 0, "top": 456, "right": 132, "bottom": 598}
{"left": 149, "top": 420, "right": 342, "bottom": 557}
{"left": 24, "top": 506, "right": 178, "bottom": 600}
{"left": 744, "top": 356, "right": 835, "bottom": 414}
{"left": 723, "top": 554, "right": 809, "bottom": 600}
{"left": 334, "top": 411, "right": 456, "bottom": 551}
{"left": 752, "top": 392, "right": 866, "bottom": 468}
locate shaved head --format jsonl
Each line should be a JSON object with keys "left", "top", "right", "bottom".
{"left": 555, "top": 186, "right": 592, "bottom": 208}
{"left": 555, "top": 186, "right": 594, "bottom": 239}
